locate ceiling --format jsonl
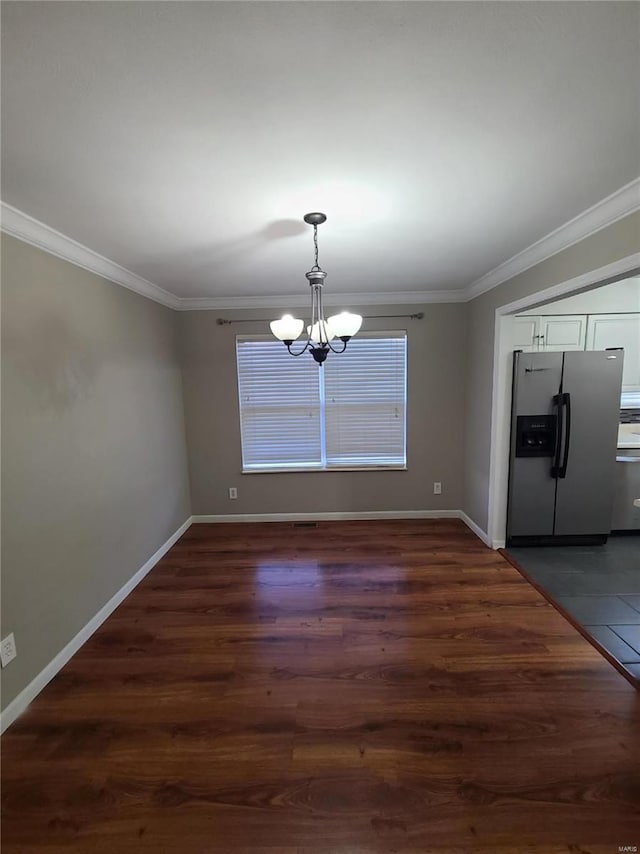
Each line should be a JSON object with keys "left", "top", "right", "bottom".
{"left": 2, "top": 2, "right": 639, "bottom": 306}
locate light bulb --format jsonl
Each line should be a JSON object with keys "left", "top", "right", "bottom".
{"left": 307, "top": 320, "right": 335, "bottom": 344}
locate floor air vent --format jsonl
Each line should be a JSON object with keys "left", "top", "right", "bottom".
{"left": 292, "top": 522, "right": 318, "bottom": 528}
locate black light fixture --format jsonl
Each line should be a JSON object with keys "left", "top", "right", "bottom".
{"left": 270, "top": 213, "right": 363, "bottom": 365}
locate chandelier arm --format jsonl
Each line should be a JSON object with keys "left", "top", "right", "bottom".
{"left": 326, "top": 338, "right": 349, "bottom": 354}
{"left": 311, "top": 283, "right": 317, "bottom": 335}
{"left": 285, "top": 339, "right": 312, "bottom": 357}
{"left": 311, "top": 281, "right": 323, "bottom": 342}
{"left": 317, "top": 282, "right": 326, "bottom": 345}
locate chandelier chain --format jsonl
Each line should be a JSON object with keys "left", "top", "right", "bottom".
{"left": 312, "top": 224, "right": 320, "bottom": 271}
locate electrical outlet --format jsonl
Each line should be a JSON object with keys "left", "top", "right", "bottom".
{"left": 1, "top": 633, "right": 17, "bottom": 668}
{"left": 433, "top": 482, "right": 442, "bottom": 495}
{"left": 229, "top": 487, "right": 238, "bottom": 500}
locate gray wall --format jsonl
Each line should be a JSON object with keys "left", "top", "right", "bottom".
{"left": 464, "top": 211, "right": 640, "bottom": 533}
{"left": 180, "top": 304, "right": 467, "bottom": 516}
{"left": 1, "top": 235, "right": 191, "bottom": 711}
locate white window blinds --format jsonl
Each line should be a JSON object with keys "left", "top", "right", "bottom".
{"left": 236, "top": 340, "right": 322, "bottom": 470}
{"left": 324, "top": 336, "right": 406, "bottom": 467}
{"left": 236, "top": 333, "right": 407, "bottom": 471}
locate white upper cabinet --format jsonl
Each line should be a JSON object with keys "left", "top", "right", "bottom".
{"left": 512, "top": 315, "right": 586, "bottom": 352}
{"left": 586, "top": 314, "right": 640, "bottom": 391}
{"left": 512, "top": 316, "right": 540, "bottom": 351}
{"left": 539, "top": 315, "right": 587, "bottom": 351}
{"left": 512, "top": 310, "right": 639, "bottom": 403}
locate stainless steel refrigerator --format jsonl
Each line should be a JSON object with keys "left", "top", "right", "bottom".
{"left": 506, "top": 349, "right": 623, "bottom": 546}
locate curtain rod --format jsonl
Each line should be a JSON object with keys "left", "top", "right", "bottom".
{"left": 216, "top": 312, "right": 424, "bottom": 326}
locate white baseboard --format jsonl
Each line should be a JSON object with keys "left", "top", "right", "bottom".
{"left": 191, "top": 508, "right": 497, "bottom": 550}
{"left": 457, "top": 511, "right": 492, "bottom": 547}
{"left": 0, "top": 516, "right": 193, "bottom": 734}
{"left": 192, "top": 509, "right": 462, "bottom": 523}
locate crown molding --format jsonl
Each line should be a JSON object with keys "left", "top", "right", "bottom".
{"left": 176, "top": 289, "right": 467, "bottom": 311}
{"left": 1, "top": 202, "right": 181, "bottom": 310}
{"left": 465, "top": 177, "right": 640, "bottom": 301}
{"left": 4, "top": 177, "right": 638, "bottom": 312}
{"left": 0, "top": 200, "right": 467, "bottom": 309}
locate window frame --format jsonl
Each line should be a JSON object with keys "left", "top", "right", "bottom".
{"left": 236, "top": 331, "right": 408, "bottom": 474}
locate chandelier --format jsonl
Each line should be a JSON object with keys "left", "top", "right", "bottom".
{"left": 270, "top": 213, "right": 362, "bottom": 365}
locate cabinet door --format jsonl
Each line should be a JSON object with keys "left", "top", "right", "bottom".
{"left": 539, "top": 315, "right": 586, "bottom": 351}
{"left": 586, "top": 314, "right": 640, "bottom": 391}
{"left": 512, "top": 316, "right": 539, "bottom": 351}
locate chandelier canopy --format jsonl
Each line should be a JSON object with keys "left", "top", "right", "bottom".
{"left": 270, "top": 213, "right": 362, "bottom": 365}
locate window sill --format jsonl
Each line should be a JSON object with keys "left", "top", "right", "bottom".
{"left": 242, "top": 466, "right": 408, "bottom": 474}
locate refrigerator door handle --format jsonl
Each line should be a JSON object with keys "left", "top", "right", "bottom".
{"left": 550, "top": 393, "right": 563, "bottom": 478}
{"left": 557, "top": 392, "right": 571, "bottom": 479}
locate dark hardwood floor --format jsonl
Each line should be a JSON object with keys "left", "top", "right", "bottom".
{"left": 2, "top": 519, "right": 639, "bottom": 853}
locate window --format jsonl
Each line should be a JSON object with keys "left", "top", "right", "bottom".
{"left": 236, "top": 332, "right": 407, "bottom": 471}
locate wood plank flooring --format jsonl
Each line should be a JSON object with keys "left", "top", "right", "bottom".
{"left": 2, "top": 519, "right": 639, "bottom": 853}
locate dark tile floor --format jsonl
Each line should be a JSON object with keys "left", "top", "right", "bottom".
{"left": 506, "top": 536, "right": 640, "bottom": 683}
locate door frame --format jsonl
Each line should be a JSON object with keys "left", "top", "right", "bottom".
{"left": 486, "top": 254, "right": 640, "bottom": 549}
